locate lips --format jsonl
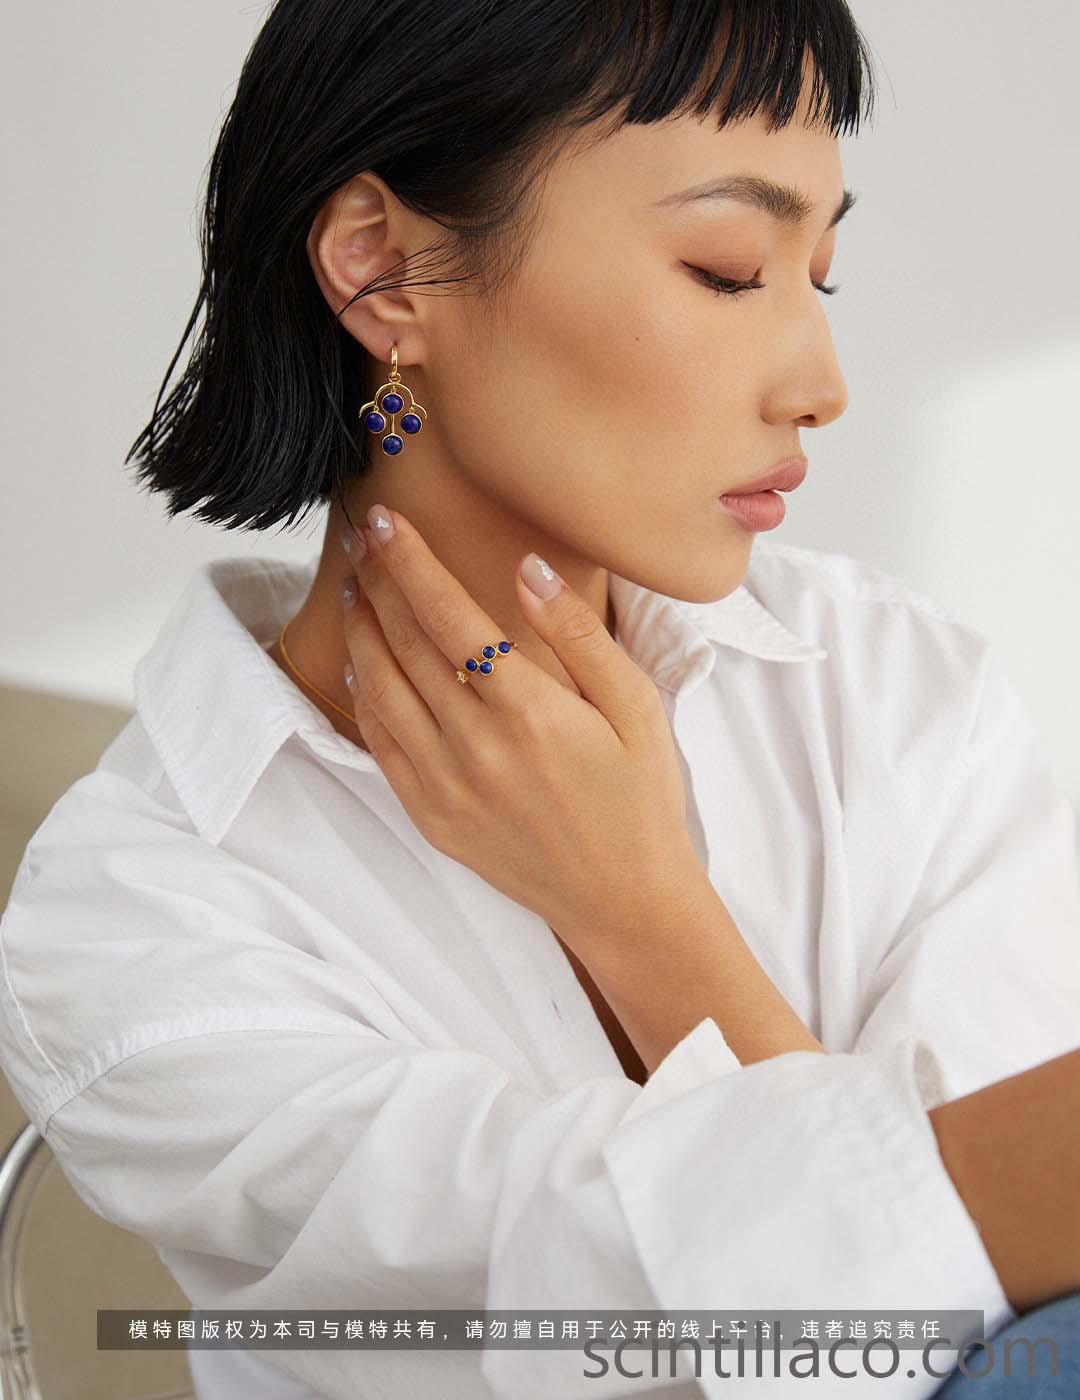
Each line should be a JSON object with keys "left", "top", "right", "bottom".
{"left": 724, "top": 456, "right": 808, "bottom": 496}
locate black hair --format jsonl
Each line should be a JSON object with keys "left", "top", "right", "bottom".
{"left": 125, "top": 0, "right": 877, "bottom": 537}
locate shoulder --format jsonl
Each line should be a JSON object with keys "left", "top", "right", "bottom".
{"left": 0, "top": 728, "right": 203, "bottom": 1127}
{"left": 6, "top": 713, "right": 194, "bottom": 899}
{"left": 743, "top": 540, "right": 1022, "bottom": 781}
{"left": 0, "top": 718, "right": 359, "bottom": 1137}
{"left": 748, "top": 539, "right": 997, "bottom": 692}
{"left": 747, "top": 538, "right": 977, "bottom": 629}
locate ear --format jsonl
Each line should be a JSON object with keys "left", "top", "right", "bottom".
{"left": 305, "top": 171, "right": 426, "bottom": 366}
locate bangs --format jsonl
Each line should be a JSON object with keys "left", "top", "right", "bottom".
{"left": 567, "top": 0, "right": 875, "bottom": 140}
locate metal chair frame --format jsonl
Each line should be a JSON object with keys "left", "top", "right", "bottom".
{"left": 0, "top": 1120, "right": 193, "bottom": 1400}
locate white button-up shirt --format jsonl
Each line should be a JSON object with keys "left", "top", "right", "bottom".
{"left": 2, "top": 541, "right": 1079, "bottom": 1400}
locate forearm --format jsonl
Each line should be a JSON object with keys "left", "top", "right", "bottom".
{"left": 567, "top": 876, "right": 1080, "bottom": 1316}
{"left": 928, "top": 1045, "right": 1080, "bottom": 1315}
{"left": 573, "top": 873, "right": 825, "bottom": 1073}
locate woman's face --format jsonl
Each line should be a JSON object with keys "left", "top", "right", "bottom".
{"left": 426, "top": 88, "right": 850, "bottom": 602}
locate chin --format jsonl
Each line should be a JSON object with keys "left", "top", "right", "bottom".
{"left": 655, "top": 550, "right": 751, "bottom": 605}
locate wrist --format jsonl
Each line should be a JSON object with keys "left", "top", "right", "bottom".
{"left": 568, "top": 860, "right": 826, "bottom": 1073}
{"left": 570, "top": 851, "right": 722, "bottom": 979}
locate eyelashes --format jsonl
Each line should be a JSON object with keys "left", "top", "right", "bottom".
{"left": 688, "top": 265, "right": 840, "bottom": 299}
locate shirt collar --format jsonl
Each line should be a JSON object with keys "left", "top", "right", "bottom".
{"left": 134, "top": 552, "right": 826, "bottom": 846}
{"left": 607, "top": 565, "right": 828, "bottom": 684}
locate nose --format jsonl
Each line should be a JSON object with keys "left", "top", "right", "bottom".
{"left": 798, "top": 345, "right": 848, "bottom": 428}
{"left": 764, "top": 307, "right": 849, "bottom": 429}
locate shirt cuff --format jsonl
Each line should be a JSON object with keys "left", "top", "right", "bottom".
{"left": 617, "top": 1016, "right": 743, "bottom": 1128}
{"left": 602, "top": 1032, "right": 1016, "bottom": 1398}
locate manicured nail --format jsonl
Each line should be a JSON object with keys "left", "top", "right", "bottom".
{"left": 344, "top": 662, "right": 356, "bottom": 692}
{"left": 341, "top": 529, "right": 367, "bottom": 561}
{"left": 367, "top": 504, "right": 394, "bottom": 542}
{"left": 521, "top": 553, "right": 563, "bottom": 600}
{"left": 341, "top": 577, "right": 356, "bottom": 610}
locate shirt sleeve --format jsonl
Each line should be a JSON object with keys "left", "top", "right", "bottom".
{"left": 0, "top": 781, "right": 1019, "bottom": 1400}
{"left": 853, "top": 640, "right": 1080, "bottom": 1102}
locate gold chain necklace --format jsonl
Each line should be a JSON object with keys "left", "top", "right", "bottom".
{"left": 276, "top": 619, "right": 359, "bottom": 728}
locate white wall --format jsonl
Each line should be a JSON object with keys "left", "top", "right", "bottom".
{"left": 2, "top": 1, "right": 1078, "bottom": 805}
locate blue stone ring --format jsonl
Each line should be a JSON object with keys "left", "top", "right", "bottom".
{"left": 456, "top": 640, "right": 518, "bottom": 685}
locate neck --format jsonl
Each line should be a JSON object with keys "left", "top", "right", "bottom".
{"left": 266, "top": 465, "right": 615, "bottom": 740}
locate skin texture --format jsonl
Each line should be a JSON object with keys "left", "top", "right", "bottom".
{"left": 267, "top": 67, "right": 848, "bottom": 741}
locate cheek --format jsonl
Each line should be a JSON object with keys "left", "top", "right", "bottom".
{"left": 516, "top": 255, "right": 691, "bottom": 471}
{"left": 435, "top": 259, "right": 752, "bottom": 529}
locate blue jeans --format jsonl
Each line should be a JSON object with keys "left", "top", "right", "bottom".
{"left": 932, "top": 1292, "right": 1080, "bottom": 1396}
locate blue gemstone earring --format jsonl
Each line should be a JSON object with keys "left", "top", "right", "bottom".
{"left": 359, "top": 343, "right": 428, "bottom": 457}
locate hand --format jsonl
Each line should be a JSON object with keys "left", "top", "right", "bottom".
{"left": 339, "top": 505, "right": 709, "bottom": 956}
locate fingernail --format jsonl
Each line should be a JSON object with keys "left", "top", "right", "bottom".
{"left": 341, "top": 529, "right": 367, "bottom": 561}
{"left": 367, "top": 504, "right": 394, "bottom": 543}
{"left": 521, "top": 553, "right": 563, "bottom": 600}
{"left": 344, "top": 662, "right": 356, "bottom": 692}
{"left": 341, "top": 577, "right": 356, "bottom": 610}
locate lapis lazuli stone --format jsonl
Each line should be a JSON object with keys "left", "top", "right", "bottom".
{"left": 364, "top": 411, "right": 385, "bottom": 432}
{"left": 401, "top": 414, "right": 422, "bottom": 434}
{"left": 381, "top": 392, "right": 404, "bottom": 414}
{"left": 381, "top": 435, "right": 403, "bottom": 455}
{"left": 482, "top": 645, "right": 496, "bottom": 659}
{"left": 479, "top": 661, "right": 493, "bottom": 674}
{"left": 465, "top": 657, "right": 479, "bottom": 672}
{"left": 497, "top": 641, "right": 511, "bottom": 653}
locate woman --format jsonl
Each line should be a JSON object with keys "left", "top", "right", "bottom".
{"left": 1, "top": 1, "right": 1078, "bottom": 1397}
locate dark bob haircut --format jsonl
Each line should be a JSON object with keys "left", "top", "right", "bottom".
{"left": 125, "top": 0, "right": 877, "bottom": 537}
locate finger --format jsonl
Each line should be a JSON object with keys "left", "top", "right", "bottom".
{"left": 341, "top": 578, "right": 447, "bottom": 777}
{"left": 514, "top": 553, "right": 656, "bottom": 741}
{"left": 348, "top": 681, "right": 426, "bottom": 806}
{"left": 347, "top": 526, "right": 483, "bottom": 725}
{"left": 351, "top": 506, "right": 541, "bottom": 720}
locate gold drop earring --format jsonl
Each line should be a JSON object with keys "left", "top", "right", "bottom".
{"left": 358, "top": 343, "right": 428, "bottom": 456}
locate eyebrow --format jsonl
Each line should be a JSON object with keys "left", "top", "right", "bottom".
{"left": 653, "top": 173, "right": 857, "bottom": 230}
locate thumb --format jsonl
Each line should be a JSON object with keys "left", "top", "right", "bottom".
{"left": 515, "top": 552, "right": 645, "bottom": 727}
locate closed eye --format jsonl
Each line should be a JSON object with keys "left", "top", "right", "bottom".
{"left": 687, "top": 264, "right": 840, "bottom": 298}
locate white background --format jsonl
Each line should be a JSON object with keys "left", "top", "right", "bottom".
{"left": 2, "top": 1, "right": 1078, "bottom": 806}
